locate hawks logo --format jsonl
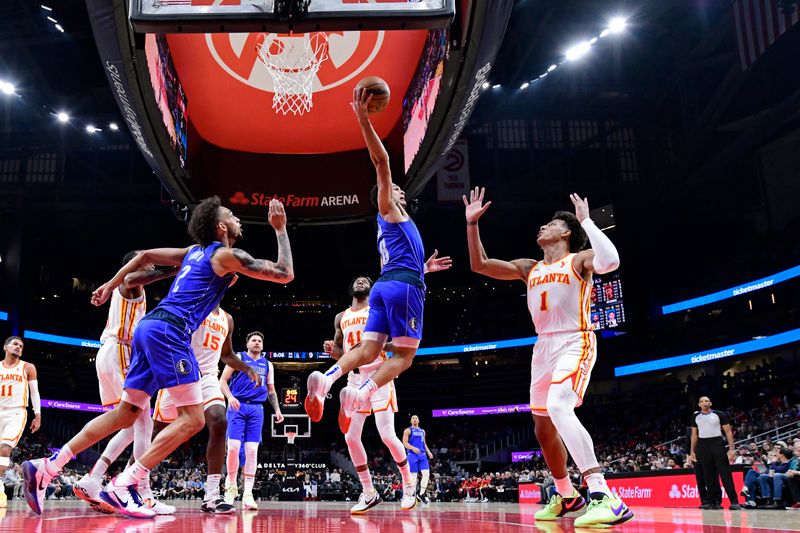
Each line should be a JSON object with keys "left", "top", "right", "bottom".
{"left": 206, "top": 31, "right": 385, "bottom": 94}
{"left": 176, "top": 359, "right": 192, "bottom": 376}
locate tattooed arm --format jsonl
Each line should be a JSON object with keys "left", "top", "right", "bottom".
{"left": 212, "top": 199, "right": 294, "bottom": 283}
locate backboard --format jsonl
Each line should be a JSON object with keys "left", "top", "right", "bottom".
{"left": 130, "top": 0, "right": 455, "bottom": 33}
{"left": 271, "top": 413, "right": 311, "bottom": 439}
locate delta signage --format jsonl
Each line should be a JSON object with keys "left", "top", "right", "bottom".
{"left": 604, "top": 471, "right": 745, "bottom": 508}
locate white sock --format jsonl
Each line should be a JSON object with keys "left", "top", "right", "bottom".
{"left": 206, "top": 474, "right": 221, "bottom": 500}
{"left": 92, "top": 426, "right": 134, "bottom": 480}
{"left": 226, "top": 440, "right": 241, "bottom": 489}
{"left": 114, "top": 461, "right": 150, "bottom": 488}
{"left": 397, "top": 460, "right": 413, "bottom": 486}
{"left": 357, "top": 468, "right": 374, "bottom": 495}
{"left": 420, "top": 470, "right": 430, "bottom": 493}
{"left": 46, "top": 445, "right": 73, "bottom": 476}
{"left": 324, "top": 365, "right": 342, "bottom": 382}
{"left": 244, "top": 475, "right": 255, "bottom": 495}
{"left": 585, "top": 472, "right": 612, "bottom": 498}
{"left": 554, "top": 476, "right": 573, "bottom": 497}
{"left": 89, "top": 460, "right": 110, "bottom": 481}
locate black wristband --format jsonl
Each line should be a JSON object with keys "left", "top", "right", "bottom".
{"left": 467, "top": 221, "right": 478, "bottom": 226}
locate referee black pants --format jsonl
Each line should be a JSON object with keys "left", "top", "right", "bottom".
{"left": 696, "top": 437, "right": 738, "bottom": 505}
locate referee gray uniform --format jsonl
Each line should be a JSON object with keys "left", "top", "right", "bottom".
{"left": 690, "top": 410, "right": 738, "bottom": 507}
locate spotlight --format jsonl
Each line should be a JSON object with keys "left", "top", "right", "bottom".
{"left": 565, "top": 41, "right": 592, "bottom": 61}
{"left": 85, "top": 125, "right": 100, "bottom": 134}
{"left": 492, "top": 84, "right": 501, "bottom": 89}
{"left": 0, "top": 81, "right": 16, "bottom": 96}
{"left": 54, "top": 24, "right": 64, "bottom": 33}
{"left": 40, "top": 4, "right": 53, "bottom": 11}
{"left": 608, "top": 17, "right": 627, "bottom": 34}
{"left": 547, "top": 64, "right": 557, "bottom": 72}
{"left": 56, "top": 112, "right": 69, "bottom": 123}
{"left": 481, "top": 81, "right": 490, "bottom": 90}
{"left": 520, "top": 82, "right": 529, "bottom": 90}
{"left": 600, "top": 29, "right": 611, "bottom": 38}
{"left": 46, "top": 16, "right": 57, "bottom": 23}
{"left": 109, "top": 122, "right": 119, "bottom": 131}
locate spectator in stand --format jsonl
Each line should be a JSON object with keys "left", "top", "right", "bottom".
{"left": 786, "top": 441, "right": 800, "bottom": 509}
{"left": 758, "top": 447, "right": 793, "bottom": 509}
{"left": 4, "top": 463, "right": 23, "bottom": 499}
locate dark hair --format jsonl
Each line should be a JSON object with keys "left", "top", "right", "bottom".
{"left": 123, "top": 250, "right": 140, "bottom": 266}
{"left": 348, "top": 276, "right": 373, "bottom": 297}
{"left": 246, "top": 331, "right": 264, "bottom": 342}
{"left": 552, "top": 211, "right": 587, "bottom": 253}
{"left": 188, "top": 196, "right": 223, "bottom": 247}
{"left": 780, "top": 447, "right": 794, "bottom": 460}
{"left": 3, "top": 336, "right": 22, "bottom": 348}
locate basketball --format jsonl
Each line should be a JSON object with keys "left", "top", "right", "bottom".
{"left": 356, "top": 76, "right": 391, "bottom": 114}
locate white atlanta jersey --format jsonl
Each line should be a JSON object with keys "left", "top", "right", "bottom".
{"left": 0, "top": 360, "right": 28, "bottom": 409}
{"left": 190, "top": 307, "right": 229, "bottom": 377}
{"left": 100, "top": 288, "right": 146, "bottom": 344}
{"left": 340, "top": 306, "right": 384, "bottom": 372}
{"left": 526, "top": 253, "right": 591, "bottom": 334}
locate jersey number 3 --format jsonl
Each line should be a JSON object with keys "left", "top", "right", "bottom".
{"left": 540, "top": 291, "right": 548, "bottom": 311}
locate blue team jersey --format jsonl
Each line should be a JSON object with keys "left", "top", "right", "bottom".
{"left": 376, "top": 214, "right": 425, "bottom": 280}
{"left": 408, "top": 426, "right": 426, "bottom": 454}
{"left": 228, "top": 351, "right": 269, "bottom": 402}
{"left": 156, "top": 242, "right": 233, "bottom": 332}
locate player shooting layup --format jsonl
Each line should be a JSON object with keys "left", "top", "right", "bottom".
{"left": 305, "top": 88, "right": 451, "bottom": 426}
{"left": 464, "top": 187, "right": 633, "bottom": 528}
{"left": 23, "top": 196, "right": 293, "bottom": 518}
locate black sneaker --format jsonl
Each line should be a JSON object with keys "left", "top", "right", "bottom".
{"left": 417, "top": 493, "right": 430, "bottom": 505}
{"left": 729, "top": 504, "right": 741, "bottom": 510}
{"left": 201, "top": 498, "right": 236, "bottom": 514}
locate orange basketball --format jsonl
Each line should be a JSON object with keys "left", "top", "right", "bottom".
{"left": 356, "top": 76, "right": 391, "bottom": 114}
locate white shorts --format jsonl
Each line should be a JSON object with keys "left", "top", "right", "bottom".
{"left": 347, "top": 370, "right": 398, "bottom": 414}
{"left": 153, "top": 374, "right": 224, "bottom": 422}
{"left": 96, "top": 340, "right": 132, "bottom": 406}
{"left": 0, "top": 407, "right": 27, "bottom": 448}
{"left": 530, "top": 331, "right": 596, "bottom": 416}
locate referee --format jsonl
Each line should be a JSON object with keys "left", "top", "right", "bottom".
{"left": 689, "top": 396, "right": 741, "bottom": 510}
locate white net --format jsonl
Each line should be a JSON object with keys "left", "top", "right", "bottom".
{"left": 286, "top": 431, "right": 297, "bottom": 445}
{"left": 256, "top": 33, "right": 330, "bottom": 116}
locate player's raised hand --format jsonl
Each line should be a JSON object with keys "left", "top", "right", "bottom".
{"left": 425, "top": 249, "right": 453, "bottom": 273}
{"left": 90, "top": 282, "right": 115, "bottom": 307}
{"left": 268, "top": 199, "right": 287, "bottom": 232}
{"left": 351, "top": 87, "right": 372, "bottom": 120}
{"left": 463, "top": 186, "right": 492, "bottom": 223}
{"left": 323, "top": 340, "right": 335, "bottom": 354}
{"left": 570, "top": 193, "right": 590, "bottom": 223}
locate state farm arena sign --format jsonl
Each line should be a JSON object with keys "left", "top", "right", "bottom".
{"left": 605, "top": 471, "right": 744, "bottom": 509}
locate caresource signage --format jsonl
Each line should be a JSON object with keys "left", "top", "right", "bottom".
{"left": 511, "top": 451, "right": 543, "bottom": 463}
{"left": 605, "top": 471, "right": 744, "bottom": 508}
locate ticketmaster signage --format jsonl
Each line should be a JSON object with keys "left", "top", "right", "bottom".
{"left": 614, "top": 328, "right": 800, "bottom": 377}
{"left": 661, "top": 264, "right": 800, "bottom": 314}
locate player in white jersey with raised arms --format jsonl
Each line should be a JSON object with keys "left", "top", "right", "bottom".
{"left": 75, "top": 251, "right": 177, "bottom": 515}
{"left": 0, "top": 336, "right": 41, "bottom": 509}
{"left": 153, "top": 305, "right": 259, "bottom": 514}
{"left": 465, "top": 188, "right": 633, "bottom": 528}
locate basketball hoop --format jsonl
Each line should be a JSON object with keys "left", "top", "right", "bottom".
{"left": 286, "top": 430, "right": 297, "bottom": 445}
{"left": 256, "top": 33, "right": 330, "bottom": 116}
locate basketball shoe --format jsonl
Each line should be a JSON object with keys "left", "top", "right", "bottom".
{"left": 338, "top": 385, "right": 358, "bottom": 434}
{"left": 400, "top": 482, "right": 417, "bottom": 511}
{"left": 74, "top": 474, "right": 116, "bottom": 514}
{"left": 305, "top": 371, "right": 329, "bottom": 422}
{"left": 98, "top": 477, "right": 156, "bottom": 518}
{"left": 573, "top": 494, "right": 634, "bottom": 528}
{"left": 242, "top": 493, "right": 258, "bottom": 510}
{"left": 224, "top": 484, "right": 238, "bottom": 505}
{"left": 22, "top": 458, "right": 53, "bottom": 515}
{"left": 534, "top": 490, "right": 586, "bottom": 521}
{"left": 351, "top": 491, "right": 382, "bottom": 514}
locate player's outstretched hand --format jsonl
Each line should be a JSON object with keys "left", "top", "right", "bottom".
{"left": 268, "top": 199, "right": 287, "bottom": 232}
{"left": 246, "top": 368, "right": 261, "bottom": 387}
{"left": 351, "top": 87, "right": 372, "bottom": 120}
{"left": 463, "top": 186, "right": 492, "bottom": 223}
{"left": 91, "top": 282, "right": 115, "bottom": 307}
{"left": 425, "top": 249, "right": 453, "bottom": 273}
{"left": 323, "top": 340, "right": 335, "bottom": 354}
{"left": 570, "top": 193, "right": 590, "bottom": 223}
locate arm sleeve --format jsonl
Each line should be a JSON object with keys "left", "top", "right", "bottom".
{"left": 266, "top": 361, "right": 275, "bottom": 386}
{"left": 29, "top": 380, "right": 41, "bottom": 414}
{"left": 581, "top": 218, "right": 620, "bottom": 274}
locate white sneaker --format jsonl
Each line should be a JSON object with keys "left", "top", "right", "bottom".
{"left": 74, "top": 475, "right": 116, "bottom": 514}
{"left": 305, "top": 371, "right": 329, "bottom": 422}
{"left": 350, "top": 491, "right": 382, "bottom": 514}
{"left": 400, "top": 483, "right": 417, "bottom": 511}
{"left": 22, "top": 458, "right": 54, "bottom": 515}
{"left": 224, "top": 484, "right": 238, "bottom": 506}
{"left": 242, "top": 493, "right": 258, "bottom": 510}
{"left": 99, "top": 478, "right": 156, "bottom": 518}
{"left": 338, "top": 386, "right": 357, "bottom": 434}
{"left": 145, "top": 498, "right": 176, "bottom": 515}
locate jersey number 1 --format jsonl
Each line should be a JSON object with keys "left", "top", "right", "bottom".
{"left": 0, "top": 385, "right": 12, "bottom": 397}
{"left": 540, "top": 291, "right": 548, "bottom": 311}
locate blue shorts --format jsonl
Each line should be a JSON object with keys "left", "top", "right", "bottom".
{"left": 408, "top": 452, "right": 429, "bottom": 473}
{"left": 227, "top": 402, "right": 264, "bottom": 443}
{"left": 124, "top": 317, "right": 200, "bottom": 398}
{"left": 364, "top": 280, "right": 425, "bottom": 342}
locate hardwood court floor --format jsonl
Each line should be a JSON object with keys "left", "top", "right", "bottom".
{"left": 1, "top": 500, "right": 798, "bottom": 532}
